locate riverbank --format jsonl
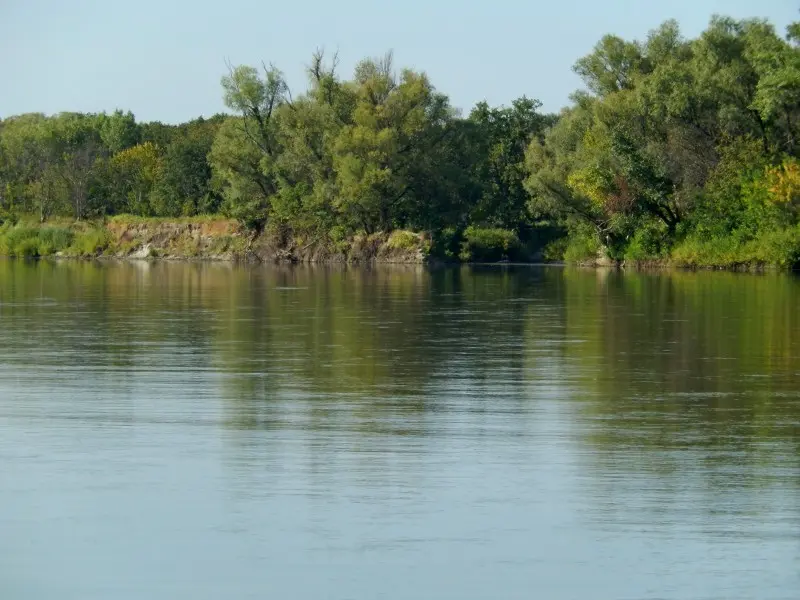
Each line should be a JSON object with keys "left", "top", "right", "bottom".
{"left": 1, "top": 215, "right": 798, "bottom": 270}
{"left": 578, "top": 226, "right": 800, "bottom": 272}
{"left": 0, "top": 216, "right": 431, "bottom": 264}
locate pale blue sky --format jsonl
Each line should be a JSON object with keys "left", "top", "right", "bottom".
{"left": 1, "top": 0, "right": 797, "bottom": 123}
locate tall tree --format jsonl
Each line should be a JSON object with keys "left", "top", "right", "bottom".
{"left": 332, "top": 56, "right": 454, "bottom": 233}
{"left": 99, "top": 109, "right": 140, "bottom": 154}
{"left": 467, "top": 96, "right": 550, "bottom": 230}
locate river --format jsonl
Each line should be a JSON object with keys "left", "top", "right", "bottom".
{"left": 1, "top": 261, "right": 798, "bottom": 599}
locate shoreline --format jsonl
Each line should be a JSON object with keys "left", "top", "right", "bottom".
{"left": 5, "top": 255, "right": 792, "bottom": 274}
{"left": 0, "top": 216, "right": 796, "bottom": 272}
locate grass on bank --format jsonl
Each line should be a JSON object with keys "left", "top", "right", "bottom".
{"left": 670, "top": 227, "right": 800, "bottom": 269}
{"left": 545, "top": 223, "right": 800, "bottom": 270}
{"left": 4, "top": 210, "right": 800, "bottom": 269}
{"left": 459, "top": 226, "right": 520, "bottom": 262}
{"left": 0, "top": 221, "right": 111, "bottom": 258}
{"left": 106, "top": 214, "right": 233, "bottom": 227}
{"left": 0, "top": 213, "right": 239, "bottom": 259}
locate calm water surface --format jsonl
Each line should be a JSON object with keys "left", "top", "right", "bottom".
{"left": 1, "top": 261, "right": 799, "bottom": 599}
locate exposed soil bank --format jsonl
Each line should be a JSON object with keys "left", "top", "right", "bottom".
{"left": 1, "top": 217, "right": 795, "bottom": 271}
{"left": 63, "top": 217, "right": 430, "bottom": 263}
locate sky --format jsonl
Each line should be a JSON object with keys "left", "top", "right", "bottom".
{"left": 1, "top": 0, "right": 797, "bottom": 123}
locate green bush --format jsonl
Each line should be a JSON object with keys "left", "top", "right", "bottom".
{"left": 459, "top": 226, "right": 519, "bottom": 262}
{"left": 386, "top": 230, "right": 419, "bottom": 251}
{"left": 14, "top": 237, "right": 40, "bottom": 258}
{"left": 0, "top": 234, "right": 11, "bottom": 257}
{"left": 38, "top": 228, "right": 74, "bottom": 252}
{"left": 623, "top": 222, "right": 670, "bottom": 262}
{"left": 0, "top": 227, "right": 38, "bottom": 257}
{"left": 541, "top": 237, "right": 568, "bottom": 261}
{"left": 430, "top": 227, "right": 462, "bottom": 260}
{"left": 38, "top": 241, "right": 56, "bottom": 256}
{"left": 670, "top": 227, "right": 800, "bottom": 269}
{"left": 0, "top": 226, "right": 79, "bottom": 257}
{"left": 2, "top": 226, "right": 38, "bottom": 251}
{"left": 563, "top": 231, "right": 601, "bottom": 263}
{"left": 68, "top": 228, "right": 111, "bottom": 256}
{"left": 671, "top": 236, "right": 742, "bottom": 268}
{"left": 323, "top": 225, "right": 349, "bottom": 254}
{"left": 0, "top": 209, "right": 18, "bottom": 227}
{"left": 746, "top": 228, "right": 800, "bottom": 267}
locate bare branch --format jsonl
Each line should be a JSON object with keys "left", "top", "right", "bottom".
{"left": 309, "top": 48, "right": 324, "bottom": 83}
{"left": 331, "top": 48, "right": 340, "bottom": 78}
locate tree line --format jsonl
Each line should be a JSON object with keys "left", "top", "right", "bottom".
{"left": 1, "top": 15, "right": 799, "bottom": 264}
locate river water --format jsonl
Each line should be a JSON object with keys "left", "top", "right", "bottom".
{"left": 0, "top": 261, "right": 798, "bottom": 599}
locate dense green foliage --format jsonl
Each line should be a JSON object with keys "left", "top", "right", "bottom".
{"left": 0, "top": 110, "right": 224, "bottom": 221}
{"left": 527, "top": 15, "right": 800, "bottom": 266}
{"left": 0, "top": 219, "right": 112, "bottom": 258}
{"left": 1, "top": 15, "right": 799, "bottom": 265}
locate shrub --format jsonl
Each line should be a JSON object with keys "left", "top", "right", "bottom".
{"left": 459, "top": 226, "right": 519, "bottom": 262}
{"left": 430, "top": 227, "right": 462, "bottom": 260}
{"left": 623, "top": 222, "right": 670, "bottom": 262}
{"left": 14, "top": 237, "right": 41, "bottom": 258}
{"left": 671, "top": 236, "right": 745, "bottom": 268}
{"left": 1, "top": 226, "right": 77, "bottom": 257}
{"left": 563, "top": 230, "right": 601, "bottom": 263}
{"left": 1, "top": 226, "right": 37, "bottom": 256}
{"left": 670, "top": 227, "right": 800, "bottom": 269}
{"left": 2, "top": 226, "right": 37, "bottom": 250}
{"left": 325, "top": 225, "right": 351, "bottom": 254}
{"left": 68, "top": 228, "right": 111, "bottom": 256}
{"left": 0, "top": 233, "right": 10, "bottom": 256}
{"left": 0, "top": 209, "right": 18, "bottom": 227}
{"left": 38, "top": 241, "right": 56, "bottom": 256}
{"left": 38, "top": 228, "right": 74, "bottom": 254}
{"left": 386, "top": 230, "right": 419, "bottom": 251}
{"left": 542, "top": 237, "right": 569, "bottom": 261}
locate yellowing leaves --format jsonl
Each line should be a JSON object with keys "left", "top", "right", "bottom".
{"left": 107, "top": 142, "right": 161, "bottom": 214}
{"left": 567, "top": 166, "right": 612, "bottom": 208}
{"left": 764, "top": 159, "right": 800, "bottom": 206}
{"left": 110, "top": 142, "right": 160, "bottom": 182}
